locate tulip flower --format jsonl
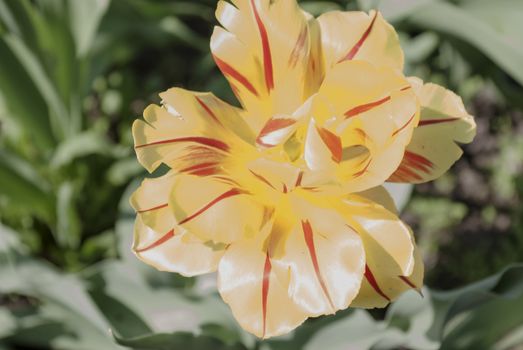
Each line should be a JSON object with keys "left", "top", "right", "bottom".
{"left": 130, "top": 0, "right": 476, "bottom": 338}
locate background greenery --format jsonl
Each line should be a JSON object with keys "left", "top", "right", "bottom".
{"left": 1, "top": 0, "right": 522, "bottom": 349}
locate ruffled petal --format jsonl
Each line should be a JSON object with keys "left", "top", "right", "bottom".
{"left": 316, "top": 10, "right": 403, "bottom": 73}
{"left": 211, "top": 0, "right": 311, "bottom": 132}
{"left": 130, "top": 173, "right": 225, "bottom": 276}
{"left": 133, "top": 88, "right": 252, "bottom": 173}
{"left": 169, "top": 174, "right": 266, "bottom": 244}
{"left": 304, "top": 60, "right": 419, "bottom": 193}
{"left": 351, "top": 237, "right": 423, "bottom": 308}
{"left": 338, "top": 192, "right": 422, "bottom": 308}
{"left": 341, "top": 194, "right": 415, "bottom": 277}
{"left": 389, "top": 78, "right": 476, "bottom": 183}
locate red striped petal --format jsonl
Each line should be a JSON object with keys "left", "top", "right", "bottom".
{"left": 178, "top": 188, "right": 244, "bottom": 225}
{"left": 213, "top": 55, "right": 259, "bottom": 97}
{"left": 364, "top": 264, "right": 390, "bottom": 302}
{"left": 137, "top": 203, "right": 168, "bottom": 214}
{"left": 316, "top": 127, "right": 342, "bottom": 163}
{"left": 251, "top": 0, "right": 274, "bottom": 91}
{"left": 135, "top": 229, "right": 175, "bottom": 253}
{"left": 345, "top": 95, "right": 391, "bottom": 119}
{"left": 418, "top": 117, "right": 460, "bottom": 126}
{"left": 195, "top": 96, "right": 222, "bottom": 126}
{"left": 338, "top": 11, "right": 378, "bottom": 62}
{"left": 288, "top": 25, "right": 308, "bottom": 68}
{"left": 295, "top": 171, "right": 304, "bottom": 187}
{"left": 302, "top": 220, "right": 335, "bottom": 311}
{"left": 179, "top": 162, "right": 220, "bottom": 176}
{"left": 256, "top": 118, "right": 296, "bottom": 146}
{"left": 262, "top": 252, "right": 272, "bottom": 338}
{"left": 135, "top": 136, "right": 230, "bottom": 152}
{"left": 249, "top": 169, "right": 277, "bottom": 190}
{"left": 392, "top": 113, "right": 416, "bottom": 136}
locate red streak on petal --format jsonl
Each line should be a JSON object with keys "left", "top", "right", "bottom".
{"left": 364, "top": 264, "right": 390, "bottom": 302}
{"left": 400, "top": 86, "right": 412, "bottom": 91}
{"left": 345, "top": 95, "right": 391, "bottom": 119}
{"left": 316, "top": 127, "right": 342, "bottom": 163}
{"left": 249, "top": 169, "right": 276, "bottom": 190}
{"left": 213, "top": 55, "right": 259, "bottom": 97}
{"left": 251, "top": 0, "right": 274, "bottom": 91}
{"left": 339, "top": 11, "right": 378, "bottom": 62}
{"left": 195, "top": 96, "right": 222, "bottom": 126}
{"left": 288, "top": 25, "right": 308, "bottom": 68}
{"left": 135, "top": 229, "right": 175, "bottom": 253}
{"left": 179, "top": 162, "right": 220, "bottom": 176}
{"left": 137, "top": 203, "right": 168, "bottom": 213}
{"left": 262, "top": 252, "right": 272, "bottom": 338}
{"left": 353, "top": 157, "right": 372, "bottom": 178}
{"left": 399, "top": 275, "right": 416, "bottom": 289}
{"left": 135, "top": 136, "right": 229, "bottom": 152}
{"left": 392, "top": 113, "right": 416, "bottom": 136}
{"left": 302, "top": 220, "right": 335, "bottom": 311}
{"left": 282, "top": 183, "right": 288, "bottom": 193}
{"left": 404, "top": 151, "right": 433, "bottom": 171}
{"left": 178, "top": 188, "right": 244, "bottom": 225}
{"left": 390, "top": 166, "right": 423, "bottom": 182}
{"left": 256, "top": 118, "right": 296, "bottom": 146}
{"left": 295, "top": 171, "right": 304, "bottom": 187}
{"left": 418, "top": 117, "right": 460, "bottom": 126}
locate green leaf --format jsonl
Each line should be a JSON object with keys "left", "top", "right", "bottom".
{"left": 0, "top": 256, "right": 121, "bottom": 349}
{"left": 55, "top": 181, "right": 81, "bottom": 249}
{"left": 2, "top": 33, "right": 70, "bottom": 140}
{"left": 50, "top": 130, "right": 115, "bottom": 168}
{"left": 113, "top": 331, "right": 247, "bottom": 350}
{"left": 0, "top": 151, "right": 54, "bottom": 221}
{"left": 392, "top": 1, "right": 523, "bottom": 86}
{"left": 0, "top": 38, "right": 54, "bottom": 149}
{"left": 68, "top": 0, "right": 111, "bottom": 57}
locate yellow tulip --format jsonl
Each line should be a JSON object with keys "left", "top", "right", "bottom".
{"left": 130, "top": 0, "right": 476, "bottom": 338}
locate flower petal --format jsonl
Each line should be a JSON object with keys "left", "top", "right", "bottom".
{"left": 218, "top": 237, "right": 308, "bottom": 338}
{"left": 341, "top": 194, "right": 415, "bottom": 277}
{"left": 270, "top": 193, "right": 366, "bottom": 316}
{"left": 133, "top": 88, "right": 252, "bottom": 173}
{"left": 130, "top": 173, "right": 225, "bottom": 276}
{"left": 316, "top": 10, "right": 403, "bottom": 73}
{"left": 336, "top": 193, "right": 421, "bottom": 308}
{"left": 305, "top": 60, "right": 419, "bottom": 193}
{"left": 351, "top": 237, "right": 424, "bottom": 308}
{"left": 169, "top": 174, "right": 266, "bottom": 244}
{"left": 389, "top": 78, "right": 476, "bottom": 183}
{"left": 211, "top": 0, "right": 311, "bottom": 132}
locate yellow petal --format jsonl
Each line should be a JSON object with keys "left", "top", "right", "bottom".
{"left": 336, "top": 194, "right": 421, "bottom": 308}
{"left": 356, "top": 185, "right": 398, "bottom": 215}
{"left": 130, "top": 173, "right": 224, "bottom": 276}
{"left": 341, "top": 194, "right": 415, "bottom": 277}
{"left": 283, "top": 202, "right": 365, "bottom": 316}
{"left": 218, "top": 237, "right": 308, "bottom": 338}
{"left": 305, "top": 60, "right": 419, "bottom": 193}
{"left": 268, "top": 193, "right": 366, "bottom": 316}
{"left": 317, "top": 10, "right": 403, "bottom": 73}
{"left": 389, "top": 78, "right": 476, "bottom": 183}
{"left": 211, "top": 0, "right": 311, "bottom": 132}
{"left": 351, "top": 237, "right": 424, "bottom": 308}
{"left": 133, "top": 88, "right": 252, "bottom": 173}
{"left": 169, "top": 174, "right": 266, "bottom": 244}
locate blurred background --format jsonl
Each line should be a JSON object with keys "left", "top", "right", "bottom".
{"left": 0, "top": 0, "right": 522, "bottom": 349}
